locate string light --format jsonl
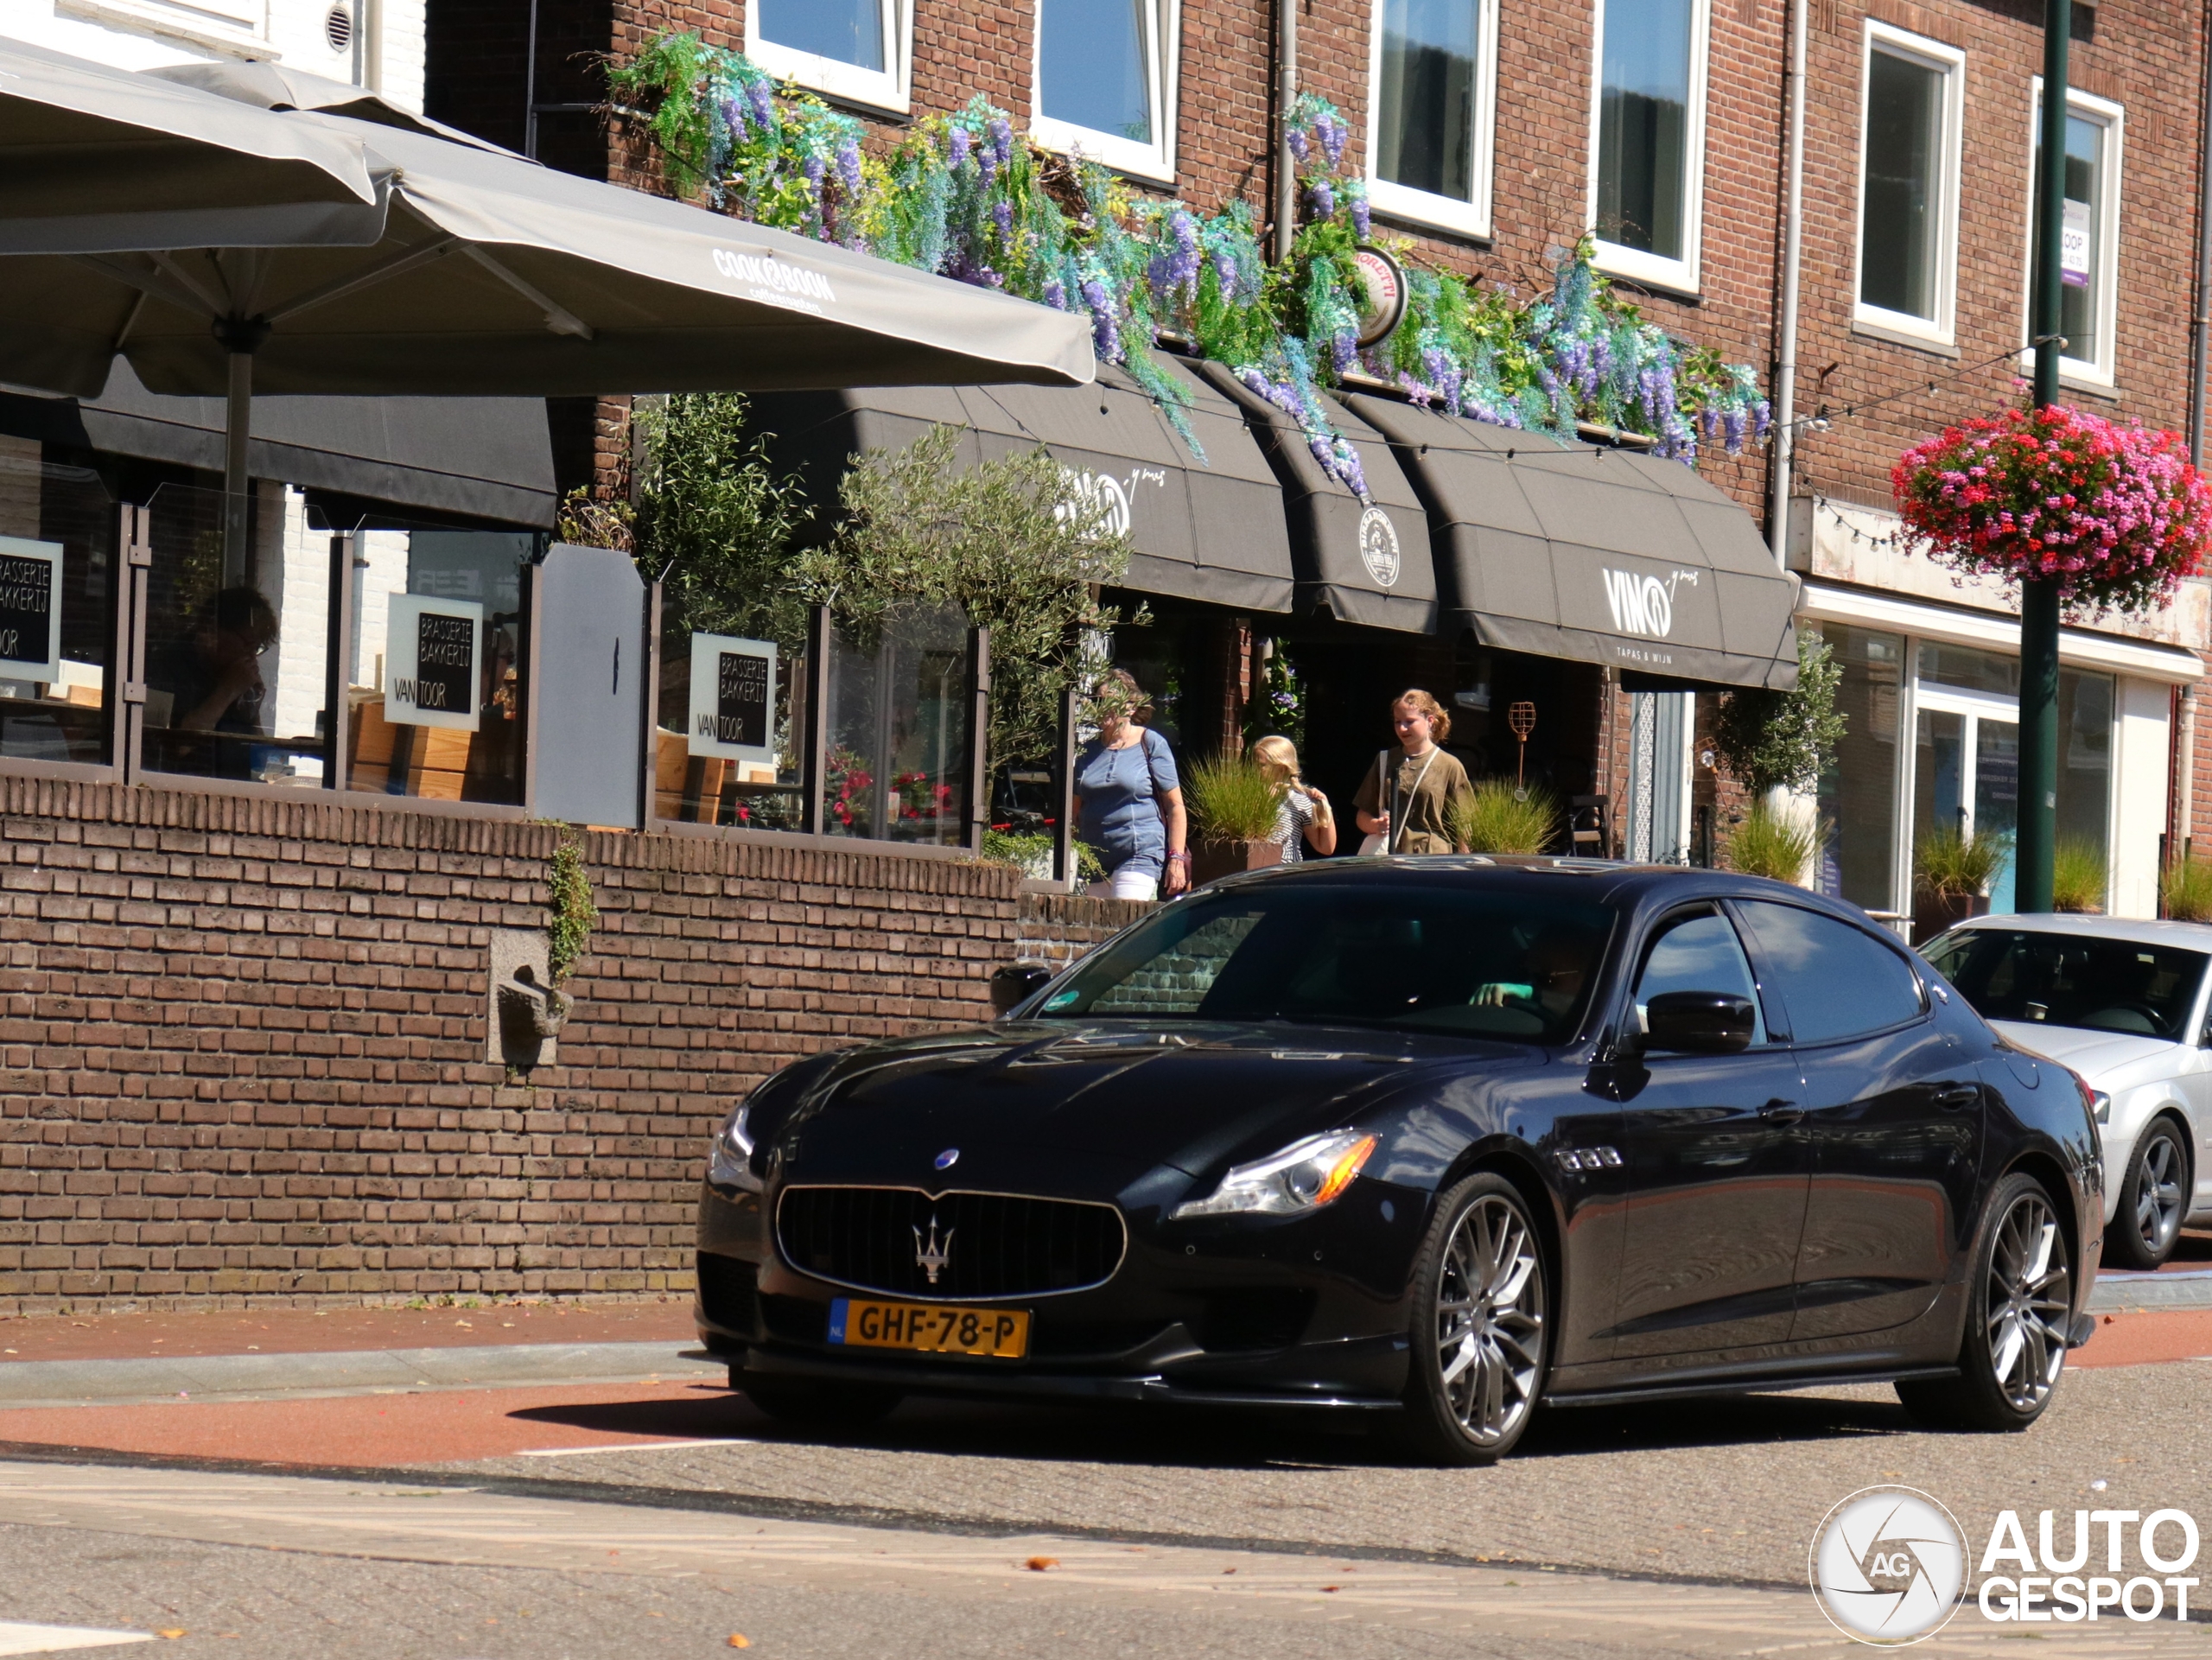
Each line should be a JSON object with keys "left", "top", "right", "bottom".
{"left": 1786, "top": 336, "right": 2064, "bottom": 436}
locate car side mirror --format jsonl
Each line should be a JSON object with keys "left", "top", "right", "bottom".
{"left": 1642, "top": 991, "right": 1757, "bottom": 1055}
{"left": 990, "top": 962, "right": 1054, "bottom": 1016}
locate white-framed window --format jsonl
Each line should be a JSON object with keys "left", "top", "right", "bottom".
{"left": 1365, "top": 0, "right": 1500, "bottom": 239}
{"left": 1586, "top": 0, "right": 1710, "bottom": 292}
{"left": 2022, "top": 80, "right": 2125, "bottom": 385}
{"left": 747, "top": 0, "right": 911, "bottom": 117}
{"left": 1031, "top": 0, "right": 1180, "bottom": 183}
{"left": 1853, "top": 23, "right": 1965, "bottom": 347}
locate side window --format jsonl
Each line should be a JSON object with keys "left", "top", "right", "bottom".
{"left": 1736, "top": 900, "right": 1923, "bottom": 1045}
{"left": 1632, "top": 910, "right": 1767, "bottom": 1044}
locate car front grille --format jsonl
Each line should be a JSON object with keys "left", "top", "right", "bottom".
{"left": 775, "top": 1186, "right": 1127, "bottom": 1301}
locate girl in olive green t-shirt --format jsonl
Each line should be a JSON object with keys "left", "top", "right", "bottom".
{"left": 1352, "top": 690, "right": 1473, "bottom": 854}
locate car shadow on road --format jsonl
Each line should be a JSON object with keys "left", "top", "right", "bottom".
{"left": 504, "top": 1383, "right": 1918, "bottom": 1472}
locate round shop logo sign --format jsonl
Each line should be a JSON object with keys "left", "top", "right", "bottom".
{"left": 1358, "top": 506, "right": 1402, "bottom": 588}
{"left": 1810, "top": 1486, "right": 1967, "bottom": 1645}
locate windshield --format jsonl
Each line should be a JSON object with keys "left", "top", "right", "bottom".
{"left": 1923, "top": 929, "right": 2209, "bottom": 1040}
{"left": 1033, "top": 882, "right": 1616, "bottom": 1042}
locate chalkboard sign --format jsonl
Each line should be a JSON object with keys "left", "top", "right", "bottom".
{"left": 385, "top": 593, "right": 482, "bottom": 731}
{"left": 686, "top": 633, "right": 776, "bottom": 767}
{"left": 0, "top": 536, "right": 62, "bottom": 684}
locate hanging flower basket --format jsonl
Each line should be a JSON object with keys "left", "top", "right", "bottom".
{"left": 1891, "top": 404, "right": 2212, "bottom": 617}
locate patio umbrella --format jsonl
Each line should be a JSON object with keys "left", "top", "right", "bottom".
{"left": 0, "top": 96, "right": 1096, "bottom": 562}
{"left": 0, "top": 35, "right": 385, "bottom": 258}
{"left": 143, "top": 59, "right": 516, "bottom": 156}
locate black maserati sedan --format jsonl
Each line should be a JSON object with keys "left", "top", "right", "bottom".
{"left": 695, "top": 859, "right": 2102, "bottom": 1464}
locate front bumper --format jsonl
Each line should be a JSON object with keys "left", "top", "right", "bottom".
{"left": 693, "top": 1176, "right": 1425, "bottom": 1409}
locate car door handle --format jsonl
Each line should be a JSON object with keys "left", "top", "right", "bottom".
{"left": 1758, "top": 1098, "right": 1805, "bottom": 1125}
{"left": 1933, "top": 1083, "right": 1979, "bottom": 1110}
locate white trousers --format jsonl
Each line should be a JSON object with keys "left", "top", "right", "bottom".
{"left": 1086, "top": 867, "right": 1160, "bottom": 901}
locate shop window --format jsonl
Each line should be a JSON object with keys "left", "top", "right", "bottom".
{"left": 340, "top": 521, "right": 531, "bottom": 803}
{"left": 1855, "top": 26, "right": 1963, "bottom": 344}
{"left": 823, "top": 607, "right": 971, "bottom": 845}
{"left": 2025, "top": 82, "right": 2124, "bottom": 385}
{"left": 1589, "top": 0, "right": 1708, "bottom": 291}
{"left": 1916, "top": 639, "right": 2018, "bottom": 698}
{"left": 1815, "top": 624, "right": 1904, "bottom": 915}
{"left": 0, "top": 448, "right": 114, "bottom": 768}
{"left": 2056, "top": 668, "right": 2111, "bottom": 887}
{"left": 1033, "top": 0, "right": 1179, "bottom": 182}
{"left": 139, "top": 483, "right": 328, "bottom": 787}
{"left": 748, "top": 0, "right": 910, "bottom": 114}
{"left": 1368, "top": 0, "right": 1498, "bottom": 239}
{"left": 654, "top": 617, "right": 810, "bottom": 832}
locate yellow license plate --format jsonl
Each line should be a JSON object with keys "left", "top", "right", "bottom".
{"left": 829, "top": 1297, "right": 1029, "bottom": 1358}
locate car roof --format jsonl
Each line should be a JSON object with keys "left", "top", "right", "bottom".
{"left": 1941, "top": 913, "right": 2212, "bottom": 951}
{"left": 1205, "top": 855, "right": 1874, "bottom": 925}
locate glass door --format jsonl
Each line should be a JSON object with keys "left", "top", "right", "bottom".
{"left": 1912, "top": 687, "right": 2018, "bottom": 913}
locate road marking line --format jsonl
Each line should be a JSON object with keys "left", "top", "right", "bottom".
{"left": 0, "top": 1624, "right": 156, "bottom": 1655}
{"left": 515, "top": 1439, "right": 756, "bottom": 1457}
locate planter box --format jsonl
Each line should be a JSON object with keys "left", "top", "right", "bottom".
{"left": 1913, "top": 889, "right": 1989, "bottom": 946}
{"left": 1192, "top": 837, "right": 1283, "bottom": 887}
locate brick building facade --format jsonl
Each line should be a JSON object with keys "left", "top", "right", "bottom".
{"left": 427, "top": 0, "right": 2212, "bottom": 907}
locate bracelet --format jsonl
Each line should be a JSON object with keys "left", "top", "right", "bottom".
{"left": 1166, "top": 850, "right": 1191, "bottom": 865}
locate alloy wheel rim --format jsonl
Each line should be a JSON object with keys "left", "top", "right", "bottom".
{"left": 2135, "top": 1132, "right": 2185, "bottom": 1251}
{"left": 1985, "top": 1192, "right": 2070, "bottom": 1413}
{"left": 1435, "top": 1194, "right": 1546, "bottom": 1446}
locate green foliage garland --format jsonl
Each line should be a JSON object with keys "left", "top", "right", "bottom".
{"left": 605, "top": 38, "right": 1770, "bottom": 488}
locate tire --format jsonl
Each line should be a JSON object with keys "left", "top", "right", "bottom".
{"left": 1897, "top": 1172, "right": 2073, "bottom": 1433}
{"left": 1389, "top": 1173, "right": 1551, "bottom": 1466}
{"left": 2109, "top": 1117, "right": 2190, "bottom": 1271}
{"left": 736, "top": 1377, "right": 901, "bottom": 1428}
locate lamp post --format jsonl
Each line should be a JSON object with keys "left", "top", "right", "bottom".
{"left": 2018, "top": 0, "right": 2072, "bottom": 913}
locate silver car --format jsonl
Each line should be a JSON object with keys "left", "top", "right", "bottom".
{"left": 1921, "top": 915, "right": 2212, "bottom": 1269}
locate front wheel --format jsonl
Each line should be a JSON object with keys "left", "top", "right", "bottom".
{"left": 1897, "top": 1173, "right": 2072, "bottom": 1432}
{"left": 2109, "top": 1117, "right": 2190, "bottom": 1270}
{"left": 1389, "top": 1173, "right": 1550, "bottom": 1466}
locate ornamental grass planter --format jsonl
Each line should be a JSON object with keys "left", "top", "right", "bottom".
{"left": 1192, "top": 837, "right": 1283, "bottom": 887}
{"left": 1913, "top": 889, "right": 1989, "bottom": 947}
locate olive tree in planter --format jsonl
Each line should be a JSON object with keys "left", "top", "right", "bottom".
{"left": 1712, "top": 631, "right": 1844, "bottom": 886}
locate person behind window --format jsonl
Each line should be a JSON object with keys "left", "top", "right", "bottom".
{"left": 149, "top": 586, "right": 277, "bottom": 778}
{"left": 1251, "top": 735, "right": 1336, "bottom": 862}
{"left": 1353, "top": 688, "right": 1473, "bottom": 854}
{"left": 1072, "top": 669, "right": 1190, "bottom": 901}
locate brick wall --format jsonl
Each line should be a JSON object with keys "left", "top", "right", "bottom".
{"left": 0, "top": 779, "right": 1103, "bottom": 1313}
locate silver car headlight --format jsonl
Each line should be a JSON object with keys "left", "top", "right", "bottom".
{"left": 1172, "top": 1129, "right": 1378, "bottom": 1219}
{"left": 708, "top": 1100, "right": 762, "bottom": 1193}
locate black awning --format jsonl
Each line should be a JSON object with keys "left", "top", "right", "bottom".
{"left": 1190, "top": 362, "right": 1434, "bottom": 633}
{"left": 0, "top": 360, "right": 556, "bottom": 527}
{"left": 1346, "top": 394, "right": 1798, "bottom": 690}
{"left": 748, "top": 357, "right": 1294, "bottom": 614}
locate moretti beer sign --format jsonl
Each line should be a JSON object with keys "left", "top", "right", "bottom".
{"left": 687, "top": 633, "right": 776, "bottom": 769}
{"left": 385, "top": 593, "right": 483, "bottom": 731}
{"left": 0, "top": 536, "right": 62, "bottom": 684}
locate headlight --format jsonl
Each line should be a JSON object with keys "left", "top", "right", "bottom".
{"left": 2092, "top": 1091, "right": 2112, "bottom": 1126}
{"left": 708, "top": 1100, "right": 762, "bottom": 1193}
{"left": 1172, "top": 1129, "right": 1378, "bottom": 1219}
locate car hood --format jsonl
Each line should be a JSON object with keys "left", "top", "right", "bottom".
{"left": 1988, "top": 1021, "right": 2181, "bottom": 1086}
{"left": 766, "top": 1020, "right": 1530, "bottom": 1203}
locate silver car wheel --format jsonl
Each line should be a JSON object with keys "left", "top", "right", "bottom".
{"left": 1983, "top": 1190, "right": 2071, "bottom": 1414}
{"left": 2133, "top": 1127, "right": 2186, "bottom": 1255}
{"left": 1435, "top": 1193, "right": 1546, "bottom": 1447}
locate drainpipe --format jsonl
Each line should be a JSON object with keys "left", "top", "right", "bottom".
{"left": 1274, "top": 0, "right": 1298, "bottom": 262}
{"left": 524, "top": 0, "right": 541, "bottom": 160}
{"left": 1766, "top": 0, "right": 1807, "bottom": 571}
{"left": 2193, "top": 0, "right": 2212, "bottom": 467}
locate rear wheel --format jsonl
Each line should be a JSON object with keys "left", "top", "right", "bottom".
{"left": 1389, "top": 1173, "right": 1550, "bottom": 1466}
{"left": 737, "top": 1377, "right": 901, "bottom": 1429}
{"left": 1897, "top": 1173, "right": 2072, "bottom": 1432}
{"left": 2110, "top": 1117, "right": 2190, "bottom": 1270}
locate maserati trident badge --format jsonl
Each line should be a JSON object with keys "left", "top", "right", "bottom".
{"left": 914, "top": 1216, "right": 954, "bottom": 1286}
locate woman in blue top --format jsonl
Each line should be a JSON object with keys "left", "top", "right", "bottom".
{"left": 1071, "top": 670, "right": 1189, "bottom": 900}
